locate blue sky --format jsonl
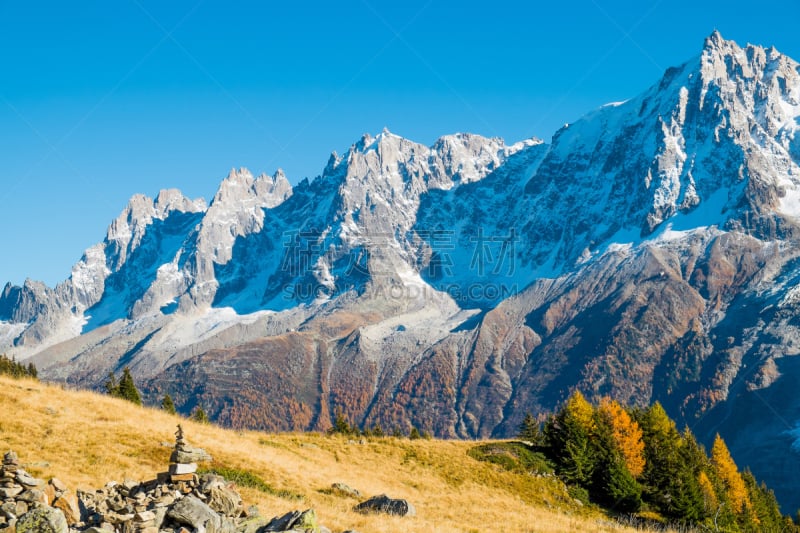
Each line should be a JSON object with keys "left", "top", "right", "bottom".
{"left": 2, "top": 1, "right": 799, "bottom": 287}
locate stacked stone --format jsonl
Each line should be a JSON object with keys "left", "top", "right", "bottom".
{"left": 0, "top": 451, "right": 24, "bottom": 531}
{"left": 167, "top": 425, "right": 197, "bottom": 483}
{"left": 0, "top": 431, "right": 344, "bottom": 533}
{"left": 2, "top": 452, "right": 36, "bottom": 528}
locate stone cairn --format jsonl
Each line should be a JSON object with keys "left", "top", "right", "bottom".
{"left": 163, "top": 425, "right": 208, "bottom": 483}
{"left": 0, "top": 427, "right": 342, "bottom": 533}
{"left": 1, "top": 450, "right": 75, "bottom": 533}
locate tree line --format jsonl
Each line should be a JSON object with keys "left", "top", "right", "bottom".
{"left": 327, "top": 409, "right": 431, "bottom": 439}
{"left": 519, "top": 391, "right": 795, "bottom": 531}
{"left": 104, "top": 367, "right": 208, "bottom": 423}
{"left": 0, "top": 354, "right": 37, "bottom": 380}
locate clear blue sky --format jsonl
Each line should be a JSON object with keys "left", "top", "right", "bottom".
{"left": 1, "top": 1, "right": 799, "bottom": 288}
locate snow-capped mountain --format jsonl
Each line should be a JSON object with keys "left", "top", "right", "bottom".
{"left": 3, "top": 31, "right": 800, "bottom": 509}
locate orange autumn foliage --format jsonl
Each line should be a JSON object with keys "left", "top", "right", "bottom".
{"left": 598, "top": 397, "right": 645, "bottom": 478}
{"left": 697, "top": 470, "right": 718, "bottom": 515}
{"left": 711, "top": 433, "right": 751, "bottom": 516}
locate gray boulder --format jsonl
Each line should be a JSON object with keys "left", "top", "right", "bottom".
{"left": 235, "top": 515, "right": 270, "bottom": 533}
{"left": 16, "top": 507, "right": 68, "bottom": 533}
{"left": 262, "top": 509, "right": 318, "bottom": 532}
{"left": 208, "top": 485, "right": 242, "bottom": 517}
{"left": 167, "top": 495, "right": 220, "bottom": 533}
{"left": 353, "top": 494, "right": 415, "bottom": 517}
{"left": 329, "top": 483, "right": 361, "bottom": 498}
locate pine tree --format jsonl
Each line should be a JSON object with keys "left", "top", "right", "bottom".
{"left": 518, "top": 412, "right": 543, "bottom": 445}
{"left": 742, "top": 469, "right": 782, "bottom": 530}
{"left": 670, "top": 428, "right": 707, "bottom": 522}
{"left": 637, "top": 402, "right": 685, "bottom": 517}
{"left": 697, "top": 470, "right": 719, "bottom": 517}
{"left": 329, "top": 410, "right": 352, "bottom": 435}
{"left": 544, "top": 391, "right": 597, "bottom": 486}
{"left": 117, "top": 367, "right": 142, "bottom": 405}
{"left": 161, "top": 394, "right": 177, "bottom": 415}
{"left": 0, "top": 355, "right": 38, "bottom": 380}
{"left": 371, "top": 423, "right": 384, "bottom": 437}
{"left": 191, "top": 405, "right": 209, "bottom": 424}
{"left": 409, "top": 426, "right": 421, "bottom": 440}
{"left": 105, "top": 371, "right": 119, "bottom": 397}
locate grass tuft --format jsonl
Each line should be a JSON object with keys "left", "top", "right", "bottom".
{"left": 467, "top": 441, "right": 555, "bottom": 475}
{"left": 198, "top": 464, "right": 302, "bottom": 500}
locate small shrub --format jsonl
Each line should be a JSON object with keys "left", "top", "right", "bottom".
{"left": 568, "top": 484, "right": 591, "bottom": 506}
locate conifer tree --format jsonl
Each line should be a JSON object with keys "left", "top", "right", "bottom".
{"left": 518, "top": 412, "right": 543, "bottom": 445}
{"left": 592, "top": 405, "right": 642, "bottom": 512}
{"left": 191, "top": 405, "right": 209, "bottom": 424}
{"left": 742, "top": 469, "right": 783, "bottom": 530}
{"left": 637, "top": 402, "right": 684, "bottom": 516}
{"left": 117, "top": 367, "right": 142, "bottom": 405}
{"left": 409, "top": 427, "right": 421, "bottom": 440}
{"left": 161, "top": 394, "right": 177, "bottom": 415}
{"left": 598, "top": 398, "right": 645, "bottom": 478}
{"left": 711, "top": 433, "right": 751, "bottom": 517}
{"left": 329, "top": 410, "right": 352, "bottom": 435}
{"left": 697, "top": 470, "right": 719, "bottom": 517}
{"left": 105, "top": 371, "right": 119, "bottom": 396}
{"left": 0, "top": 354, "right": 38, "bottom": 380}
{"left": 544, "top": 391, "right": 597, "bottom": 486}
{"left": 670, "top": 428, "right": 707, "bottom": 522}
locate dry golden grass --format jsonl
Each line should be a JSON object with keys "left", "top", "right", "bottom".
{"left": 0, "top": 375, "right": 646, "bottom": 532}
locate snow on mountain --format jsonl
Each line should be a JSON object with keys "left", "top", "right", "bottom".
{"left": 0, "top": 129, "right": 520, "bottom": 357}
{"left": 5, "top": 30, "right": 800, "bottom": 511}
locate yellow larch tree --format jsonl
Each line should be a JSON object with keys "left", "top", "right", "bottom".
{"left": 710, "top": 433, "right": 751, "bottom": 516}
{"left": 564, "top": 390, "right": 595, "bottom": 432}
{"left": 697, "top": 470, "right": 718, "bottom": 515}
{"left": 598, "top": 397, "right": 645, "bottom": 478}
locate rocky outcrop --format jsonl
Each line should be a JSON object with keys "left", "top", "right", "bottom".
{"left": 0, "top": 429, "right": 354, "bottom": 533}
{"left": 1, "top": 450, "right": 67, "bottom": 533}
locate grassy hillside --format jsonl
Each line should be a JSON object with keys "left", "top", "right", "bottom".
{"left": 0, "top": 375, "right": 649, "bottom": 532}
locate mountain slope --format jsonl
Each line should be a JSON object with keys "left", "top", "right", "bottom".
{"left": 3, "top": 31, "right": 800, "bottom": 511}
{"left": 0, "top": 375, "right": 634, "bottom": 533}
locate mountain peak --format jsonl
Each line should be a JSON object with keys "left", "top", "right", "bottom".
{"left": 272, "top": 168, "right": 287, "bottom": 183}
{"left": 154, "top": 189, "right": 205, "bottom": 218}
{"left": 210, "top": 165, "right": 292, "bottom": 211}
{"left": 355, "top": 133, "right": 374, "bottom": 151}
{"left": 704, "top": 29, "right": 725, "bottom": 50}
